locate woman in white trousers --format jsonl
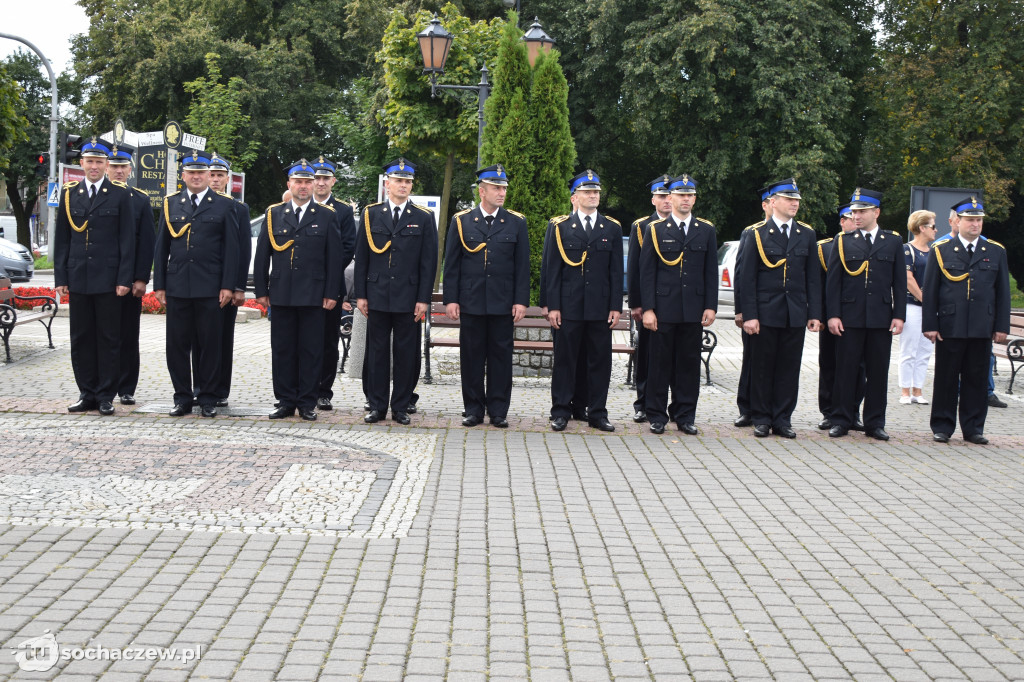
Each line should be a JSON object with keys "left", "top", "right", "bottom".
{"left": 899, "top": 210, "right": 937, "bottom": 403}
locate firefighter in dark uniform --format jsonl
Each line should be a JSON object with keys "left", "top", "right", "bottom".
{"left": 153, "top": 150, "right": 240, "bottom": 418}
{"left": 543, "top": 170, "right": 623, "bottom": 432}
{"left": 354, "top": 158, "right": 438, "bottom": 425}
{"left": 639, "top": 174, "right": 718, "bottom": 434}
{"left": 826, "top": 188, "right": 906, "bottom": 440}
{"left": 732, "top": 186, "right": 772, "bottom": 427}
{"left": 443, "top": 164, "right": 530, "bottom": 427}
{"left": 254, "top": 159, "right": 342, "bottom": 421}
{"left": 737, "top": 178, "right": 822, "bottom": 438}
{"left": 627, "top": 175, "right": 673, "bottom": 424}
{"left": 104, "top": 142, "right": 155, "bottom": 406}
{"left": 816, "top": 204, "right": 866, "bottom": 431}
{"left": 311, "top": 156, "right": 356, "bottom": 411}
{"left": 54, "top": 136, "right": 136, "bottom": 415}
{"left": 205, "top": 152, "right": 251, "bottom": 407}
{"left": 923, "top": 196, "right": 1010, "bottom": 444}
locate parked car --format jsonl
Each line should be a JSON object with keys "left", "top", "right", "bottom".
{"left": 717, "top": 239, "right": 739, "bottom": 307}
{"left": 0, "top": 237, "right": 34, "bottom": 282}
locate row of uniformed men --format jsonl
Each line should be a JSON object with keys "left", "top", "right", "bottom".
{"left": 54, "top": 137, "right": 357, "bottom": 419}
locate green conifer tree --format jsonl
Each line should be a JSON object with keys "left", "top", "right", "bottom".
{"left": 480, "top": 11, "right": 530, "bottom": 165}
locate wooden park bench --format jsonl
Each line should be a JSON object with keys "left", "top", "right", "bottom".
{"left": 992, "top": 313, "right": 1024, "bottom": 394}
{"left": 421, "top": 292, "right": 718, "bottom": 386}
{"left": 0, "top": 277, "right": 59, "bottom": 363}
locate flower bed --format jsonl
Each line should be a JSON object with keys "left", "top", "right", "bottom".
{"left": 242, "top": 299, "right": 268, "bottom": 317}
{"left": 11, "top": 286, "right": 67, "bottom": 310}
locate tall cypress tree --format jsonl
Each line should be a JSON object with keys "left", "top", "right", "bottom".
{"left": 481, "top": 11, "right": 531, "bottom": 166}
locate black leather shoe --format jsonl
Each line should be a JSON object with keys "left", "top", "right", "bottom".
{"left": 829, "top": 425, "right": 849, "bottom": 438}
{"left": 119, "top": 394, "right": 135, "bottom": 406}
{"left": 363, "top": 401, "right": 370, "bottom": 410}
{"left": 588, "top": 418, "right": 615, "bottom": 432}
{"left": 216, "top": 399, "right": 229, "bottom": 407}
{"left": 364, "top": 410, "right": 383, "bottom": 423}
{"left": 678, "top": 423, "right": 699, "bottom": 435}
{"left": 817, "top": 418, "right": 832, "bottom": 430}
{"left": 201, "top": 405, "right": 217, "bottom": 418}
{"left": 851, "top": 420, "right": 865, "bottom": 432}
{"left": 68, "top": 399, "right": 96, "bottom": 413}
{"left": 550, "top": 417, "right": 568, "bottom": 432}
{"left": 734, "top": 414, "right": 753, "bottom": 427}
{"left": 633, "top": 410, "right": 647, "bottom": 423}
{"left": 753, "top": 424, "right": 771, "bottom": 438}
{"left": 299, "top": 408, "right": 317, "bottom": 421}
{"left": 317, "top": 397, "right": 333, "bottom": 410}
{"left": 406, "top": 402, "right": 417, "bottom": 414}
{"left": 865, "top": 427, "right": 890, "bottom": 441}
{"left": 269, "top": 406, "right": 295, "bottom": 419}
{"left": 98, "top": 401, "right": 115, "bottom": 416}
{"left": 933, "top": 432, "right": 951, "bottom": 443}
{"left": 393, "top": 412, "right": 411, "bottom": 425}
{"left": 650, "top": 422, "right": 665, "bottom": 434}
{"left": 987, "top": 394, "right": 1007, "bottom": 408}
{"left": 773, "top": 426, "right": 797, "bottom": 439}
{"left": 964, "top": 433, "right": 989, "bottom": 445}
{"left": 491, "top": 416, "right": 509, "bottom": 428}
{"left": 169, "top": 404, "right": 192, "bottom": 417}
{"left": 462, "top": 414, "right": 482, "bottom": 427}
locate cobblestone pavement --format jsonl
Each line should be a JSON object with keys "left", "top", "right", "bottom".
{"left": 0, "top": 312, "right": 1022, "bottom": 680}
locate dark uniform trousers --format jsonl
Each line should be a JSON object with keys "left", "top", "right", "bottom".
{"left": 353, "top": 201, "right": 438, "bottom": 417}
{"left": 733, "top": 226, "right": 758, "bottom": 417}
{"left": 153, "top": 189, "right": 240, "bottom": 408}
{"left": 542, "top": 212, "right": 623, "bottom": 422}
{"left": 53, "top": 178, "right": 136, "bottom": 404}
{"left": 117, "top": 190, "right": 155, "bottom": 396}
{"left": 627, "top": 215, "right": 657, "bottom": 413}
{"left": 254, "top": 201, "right": 343, "bottom": 410}
{"left": 318, "top": 196, "right": 356, "bottom": 401}
{"left": 539, "top": 224, "right": 589, "bottom": 417}
{"left": 209, "top": 198, "right": 252, "bottom": 401}
{"left": 816, "top": 238, "right": 865, "bottom": 420}
{"left": 825, "top": 229, "right": 907, "bottom": 430}
{"left": 738, "top": 220, "right": 821, "bottom": 429}
{"left": 443, "top": 206, "right": 530, "bottom": 420}
{"left": 638, "top": 217, "right": 718, "bottom": 426}
{"left": 923, "top": 238, "right": 1010, "bottom": 437}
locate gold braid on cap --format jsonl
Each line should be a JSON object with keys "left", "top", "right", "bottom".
{"left": 754, "top": 228, "right": 786, "bottom": 284}
{"left": 364, "top": 206, "right": 391, "bottom": 254}
{"left": 456, "top": 209, "right": 485, "bottom": 253}
{"left": 650, "top": 220, "right": 683, "bottom": 266}
{"left": 65, "top": 188, "right": 87, "bottom": 233}
{"left": 933, "top": 244, "right": 971, "bottom": 299}
{"left": 554, "top": 219, "right": 585, "bottom": 267}
{"left": 266, "top": 203, "right": 293, "bottom": 252}
{"left": 163, "top": 196, "right": 190, "bottom": 239}
{"left": 836, "top": 232, "right": 868, "bottom": 277}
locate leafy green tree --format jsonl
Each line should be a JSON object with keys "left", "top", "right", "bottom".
{"left": 377, "top": 4, "right": 504, "bottom": 287}
{"left": 184, "top": 53, "right": 259, "bottom": 171}
{"left": 0, "top": 66, "right": 28, "bottom": 174}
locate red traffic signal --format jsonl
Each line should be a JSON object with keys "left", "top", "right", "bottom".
{"left": 59, "top": 132, "right": 82, "bottom": 164}
{"left": 34, "top": 152, "right": 49, "bottom": 177}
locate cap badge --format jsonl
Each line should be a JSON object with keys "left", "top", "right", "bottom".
{"left": 191, "top": 150, "right": 198, "bottom": 161}
{"left": 682, "top": 174, "right": 690, "bottom": 185}
{"left": 854, "top": 188, "right": 861, "bottom": 200}
{"left": 586, "top": 170, "right": 594, "bottom": 181}
{"left": 496, "top": 164, "right": 504, "bottom": 176}
{"left": 319, "top": 155, "right": 325, "bottom": 163}
{"left": 971, "top": 196, "right": 978, "bottom": 208}
{"left": 112, "top": 145, "right": 118, "bottom": 155}
{"left": 91, "top": 136, "right": 97, "bottom": 144}
{"left": 399, "top": 160, "right": 406, "bottom": 171}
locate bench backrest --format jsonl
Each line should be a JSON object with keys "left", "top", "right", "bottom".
{"left": 1010, "top": 313, "right": 1024, "bottom": 336}
{"left": 0, "top": 277, "right": 12, "bottom": 303}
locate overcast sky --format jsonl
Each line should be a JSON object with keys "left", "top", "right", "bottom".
{"left": 2, "top": 0, "right": 88, "bottom": 76}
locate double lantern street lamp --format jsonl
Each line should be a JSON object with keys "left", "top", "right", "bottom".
{"left": 417, "top": 15, "right": 555, "bottom": 167}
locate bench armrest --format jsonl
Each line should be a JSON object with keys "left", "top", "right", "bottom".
{"left": 12, "top": 294, "right": 59, "bottom": 317}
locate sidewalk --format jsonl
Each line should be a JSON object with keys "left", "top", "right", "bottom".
{"left": 0, "top": 313, "right": 1022, "bottom": 680}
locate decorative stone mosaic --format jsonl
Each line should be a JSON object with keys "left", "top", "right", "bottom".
{"left": 0, "top": 417, "right": 435, "bottom": 538}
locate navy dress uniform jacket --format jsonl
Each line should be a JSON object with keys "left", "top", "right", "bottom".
{"left": 153, "top": 190, "right": 240, "bottom": 298}
{"left": 353, "top": 202, "right": 438, "bottom": 312}
{"left": 253, "top": 201, "right": 343, "bottom": 307}
{"left": 639, "top": 217, "right": 718, "bottom": 323}
{"left": 732, "top": 224, "right": 759, "bottom": 312}
{"left": 542, "top": 212, "right": 624, "bottom": 320}
{"left": 825, "top": 230, "right": 907, "bottom": 327}
{"left": 228, "top": 197, "right": 251, "bottom": 292}
{"left": 922, "top": 239, "right": 1010, "bottom": 338}
{"left": 443, "top": 206, "right": 530, "bottom": 314}
{"left": 319, "top": 195, "right": 356, "bottom": 300}
{"left": 737, "top": 219, "right": 822, "bottom": 327}
{"left": 626, "top": 214, "right": 659, "bottom": 310}
{"left": 129, "top": 188, "right": 156, "bottom": 283}
{"left": 54, "top": 178, "right": 136, "bottom": 294}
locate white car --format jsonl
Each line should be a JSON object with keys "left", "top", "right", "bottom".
{"left": 717, "top": 240, "right": 739, "bottom": 307}
{"left": 248, "top": 215, "right": 263, "bottom": 287}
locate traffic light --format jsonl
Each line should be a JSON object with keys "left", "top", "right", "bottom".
{"left": 59, "top": 131, "right": 81, "bottom": 164}
{"left": 34, "top": 152, "right": 49, "bottom": 177}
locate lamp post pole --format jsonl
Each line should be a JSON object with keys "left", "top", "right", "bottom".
{"left": 427, "top": 66, "right": 490, "bottom": 168}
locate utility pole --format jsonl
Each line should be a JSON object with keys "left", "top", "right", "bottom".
{"left": 0, "top": 33, "right": 58, "bottom": 248}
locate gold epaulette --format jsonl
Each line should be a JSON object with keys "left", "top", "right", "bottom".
{"left": 604, "top": 215, "right": 621, "bottom": 226}
{"left": 216, "top": 190, "right": 232, "bottom": 198}
{"left": 890, "top": 230, "right": 902, "bottom": 238}
{"left": 550, "top": 214, "right": 570, "bottom": 224}
{"left": 631, "top": 217, "right": 644, "bottom": 228}
{"left": 111, "top": 180, "right": 127, "bottom": 188}
{"left": 317, "top": 201, "right": 336, "bottom": 212}
{"left": 817, "top": 237, "right": 833, "bottom": 245}
{"left": 797, "top": 220, "right": 813, "bottom": 230}
{"left": 743, "top": 220, "right": 766, "bottom": 230}
{"left": 365, "top": 201, "right": 383, "bottom": 210}
{"left": 696, "top": 217, "right": 714, "bottom": 226}
{"left": 63, "top": 181, "right": 79, "bottom": 189}
{"left": 453, "top": 208, "right": 473, "bottom": 219}
{"left": 410, "top": 203, "right": 432, "bottom": 214}
{"left": 988, "top": 239, "right": 1005, "bottom": 249}
{"left": 505, "top": 208, "right": 525, "bottom": 219}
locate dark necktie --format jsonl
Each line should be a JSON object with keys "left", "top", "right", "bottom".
{"left": 191, "top": 193, "right": 198, "bottom": 210}
{"left": 967, "top": 243, "right": 974, "bottom": 257}
{"left": 484, "top": 215, "right": 494, "bottom": 232}
{"left": 393, "top": 206, "right": 401, "bottom": 227}
{"left": 89, "top": 185, "right": 97, "bottom": 204}
{"left": 864, "top": 231, "right": 872, "bottom": 247}
{"left": 781, "top": 223, "right": 789, "bottom": 242}
{"left": 295, "top": 205, "right": 302, "bottom": 223}
{"left": 584, "top": 215, "right": 592, "bottom": 238}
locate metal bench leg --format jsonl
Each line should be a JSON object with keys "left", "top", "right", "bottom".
{"left": 626, "top": 355, "right": 635, "bottom": 388}
{"left": 702, "top": 354, "right": 712, "bottom": 386}
{"left": 423, "top": 321, "right": 433, "bottom": 384}
{"left": 2, "top": 328, "right": 11, "bottom": 363}
{"left": 1009, "top": 363, "right": 1019, "bottom": 395}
